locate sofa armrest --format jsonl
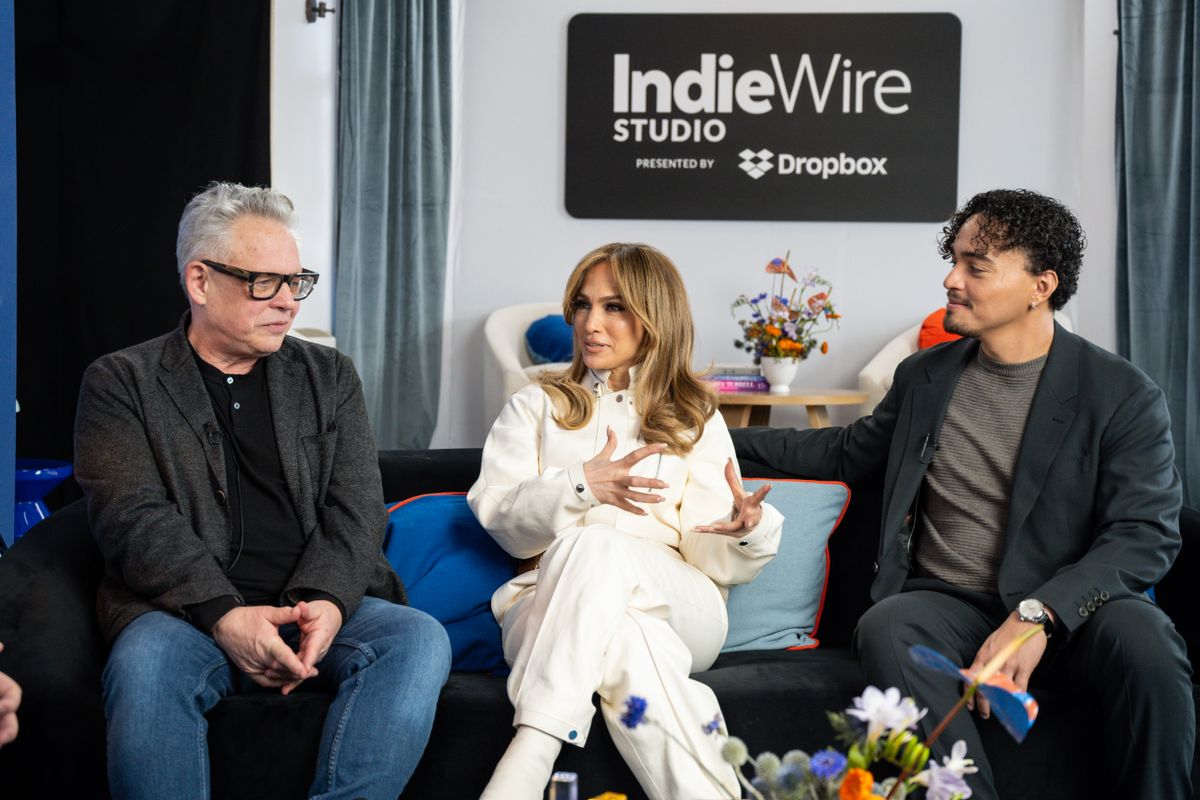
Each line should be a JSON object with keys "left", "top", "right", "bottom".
{"left": 378, "top": 449, "right": 484, "bottom": 502}
{"left": 0, "top": 499, "right": 109, "bottom": 794}
{"left": 1155, "top": 504, "right": 1200, "bottom": 661}
{"left": 857, "top": 323, "right": 920, "bottom": 415}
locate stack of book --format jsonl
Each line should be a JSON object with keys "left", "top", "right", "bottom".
{"left": 704, "top": 364, "right": 769, "bottom": 393}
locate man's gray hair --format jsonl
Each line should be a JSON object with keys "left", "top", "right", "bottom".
{"left": 176, "top": 182, "right": 298, "bottom": 288}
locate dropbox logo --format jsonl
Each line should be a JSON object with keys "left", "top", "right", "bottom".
{"left": 738, "top": 148, "right": 774, "bottom": 179}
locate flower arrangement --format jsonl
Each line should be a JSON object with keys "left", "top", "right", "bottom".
{"left": 732, "top": 253, "right": 840, "bottom": 364}
{"left": 620, "top": 629, "right": 1042, "bottom": 800}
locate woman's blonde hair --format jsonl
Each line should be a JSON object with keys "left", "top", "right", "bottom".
{"left": 536, "top": 243, "right": 717, "bottom": 454}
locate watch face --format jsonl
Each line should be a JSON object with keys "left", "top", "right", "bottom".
{"left": 1018, "top": 598, "right": 1044, "bottom": 620}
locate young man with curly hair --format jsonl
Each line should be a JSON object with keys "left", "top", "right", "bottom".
{"left": 734, "top": 189, "right": 1193, "bottom": 799}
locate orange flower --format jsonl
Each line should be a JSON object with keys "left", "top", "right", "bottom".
{"left": 779, "top": 339, "right": 801, "bottom": 351}
{"left": 838, "top": 768, "right": 882, "bottom": 800}
{"left": 765, "top": 325, "right": 782, "bottom": 337}
{"left": 821, "top": 341, "right": 829, "bottom": 354}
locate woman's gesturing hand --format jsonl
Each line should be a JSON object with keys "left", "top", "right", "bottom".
{"left": 694, "top": 458, "right": 772, "bottom": 538}
{"left": 583, "top": 427, "right": 670, "bottom": 515}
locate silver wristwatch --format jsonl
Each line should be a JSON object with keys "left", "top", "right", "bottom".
{"left": 1017, "top": 598, "right": 1053, "bottom": 638}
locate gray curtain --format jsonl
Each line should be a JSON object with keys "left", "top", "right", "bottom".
{"left": 337, "top": 0, "right": 452, "bottom": 449}
{"left": 1116, "top": 0, "right": 1199, "bottom": 506}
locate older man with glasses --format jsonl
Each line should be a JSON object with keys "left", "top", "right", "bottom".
{"left": 73, "top": 181, "right": 451, "bottom": 800}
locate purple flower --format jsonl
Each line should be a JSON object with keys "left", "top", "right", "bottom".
{"left": 621, "top": 696, "right": 648, "bottom": 729}
{"left": 702, "top": 713, "right": 723, "bottom": 735}
{"left": 809, "top": 748, "right": 846, "bottom": 780}
{"left": 926, "top": 761, "right": 973, "bottom": 800}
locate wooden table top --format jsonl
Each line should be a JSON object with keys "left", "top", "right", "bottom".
{"left": 715, "top": 388, "right": 869, "bottom": 406}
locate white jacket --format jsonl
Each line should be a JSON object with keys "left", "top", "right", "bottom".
{"left": 467, "top": 371, "right": 783, "bottom": 594}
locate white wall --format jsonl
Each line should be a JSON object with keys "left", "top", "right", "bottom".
{"left": 269, "top": 0, "right": 1120, "bottom": 449}
{"left": 434, "top": 0, "right": 1118, "bottom": 447}
{"left": 271, "top": 0, "right": 338, "bottom": 334}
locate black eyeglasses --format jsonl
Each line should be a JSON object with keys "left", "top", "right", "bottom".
{"left": 201, "top": 260, "right": 320, "bottom": 301}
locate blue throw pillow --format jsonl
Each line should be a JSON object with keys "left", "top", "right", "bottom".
{"left": 721, "top": 479, "right": 851, "bottom": 652}
{"left": 525, "top": 314, "right": 573, "bottom": 365}
{"left": 383, "top": 493, "right": 514, "bottom": 673}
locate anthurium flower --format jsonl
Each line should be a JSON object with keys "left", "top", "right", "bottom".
{"left": 765, "top": 256, "right": 797, "bottom": 281}
{"left": 908, "top": 643, "right": 1040, "bottom": 742}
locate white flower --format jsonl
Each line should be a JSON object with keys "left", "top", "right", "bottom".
{"left": 845, "top": 686, "right": 927, "bottom": 743}
{"left": 939, "top": 740, "right": 978, "bottom": 777}
{"left": 913, "top": 740, "right": 978, "bottom": 788}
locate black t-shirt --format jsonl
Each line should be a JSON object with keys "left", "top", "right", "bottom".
{"left": 195, "top": 352, "right": 307, "bottom": 607}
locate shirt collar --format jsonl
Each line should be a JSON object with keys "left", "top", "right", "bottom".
{"left": 586, "top": 364, "right": 639, "bottom": 396}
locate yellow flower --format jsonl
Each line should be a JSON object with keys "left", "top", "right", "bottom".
{"left": 838, "top": 768, "right": 882, "bottom": 800}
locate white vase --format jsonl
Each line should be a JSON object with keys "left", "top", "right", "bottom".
{"left": 760, "top": 357, "right": 800, "bottom": 393}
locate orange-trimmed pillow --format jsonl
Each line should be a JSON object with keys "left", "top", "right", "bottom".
{"left": 918, "top": 307, "right": 962, "bottom": 349}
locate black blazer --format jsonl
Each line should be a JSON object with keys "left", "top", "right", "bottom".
{"left": 74, "top": 314, "right": 405, "bottom": 643}
{"left": 733, "top": 323, "right": 1182, "bottom": 636}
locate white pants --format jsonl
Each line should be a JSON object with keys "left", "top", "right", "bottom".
{"left": 492, "top": 525, "right": 740, "bottom": 800}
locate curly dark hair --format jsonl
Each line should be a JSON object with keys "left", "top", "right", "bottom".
{"left": 937, "top": 189, "right": 1085, "bottom": 310}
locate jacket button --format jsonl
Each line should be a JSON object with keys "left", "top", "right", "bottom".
{"left": 872, "top": 561, "right": 879, "bottom": 574}
{"left": 216, "top": 489, "right": 227, "bottom": 506}
{"left": 1100, "top": 590, "right": 1110, "bottom": 601}
{"left": 1086, "top": 600, "right": 1096, "bottom": 612}
{"left": 615, "top": 394, "right": 623, "bottom": 403}
{"left": 575, "top": 484, "right": 585, "bottom": 495}
{"left": 1078, "top": 607, "right": 1088, "bottom": 617}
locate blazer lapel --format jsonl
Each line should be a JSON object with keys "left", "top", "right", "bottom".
{"left": 874, "top": 339, "right": 977, "bottom": 598}
{"left": 157, "top": 318, "right": 225, "bottom": 481}
{"left": 1005, "top": 323, "right": 1080, "bottom": 546}
{"left": 267, "top": 345, "right": 307, "bottom": 513}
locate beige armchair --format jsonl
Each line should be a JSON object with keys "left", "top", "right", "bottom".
{"left": 857, "top": 311, "right": 1074, "bottom": 416}
{"left": 482, "top": 302, "right": 568, "bottom": 426}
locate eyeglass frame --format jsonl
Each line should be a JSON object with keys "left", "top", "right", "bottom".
{"left": 200, "top": 259, "right": 320, "bottom": 301}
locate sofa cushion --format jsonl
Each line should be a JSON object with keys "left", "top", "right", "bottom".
{"left": 525, "top": 313, "right": 573, "bottom": 364}
{"left": 918, "top": 307, "right": 962, "bottom": 349}
{"left": 721, "top": 479, "right": 850, "bottom": 652}
{"left": 383, "top": 493, "right": 513, "bottom": 673}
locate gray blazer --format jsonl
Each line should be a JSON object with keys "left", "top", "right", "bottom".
{"left": 74, "top": 314, "right": 404, "bottom": 643}
{"left": 734, "top": 323, "right": 1182, "bottom": 636}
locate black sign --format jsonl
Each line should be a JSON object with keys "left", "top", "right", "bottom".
{"left": 565, "top": 13, "right": 961, "bottom": 222}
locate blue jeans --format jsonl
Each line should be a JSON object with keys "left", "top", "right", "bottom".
{"left": 103, "top": 597, "right": 451, "bottom": 800}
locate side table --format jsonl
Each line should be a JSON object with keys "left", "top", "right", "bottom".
{"left": 716, "top": 388, "right": 869, "bottom": 429}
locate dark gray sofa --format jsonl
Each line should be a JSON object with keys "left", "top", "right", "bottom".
{"left": 0, "top": 447, "right": 1196, "bottom": 799}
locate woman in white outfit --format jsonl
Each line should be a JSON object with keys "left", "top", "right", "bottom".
{"left": 468, "top": 243, "right": 784, "bottom": 800}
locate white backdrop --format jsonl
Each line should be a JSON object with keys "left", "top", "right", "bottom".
{"left": 271, "top": 0, "right": 1119, "bottom": 449}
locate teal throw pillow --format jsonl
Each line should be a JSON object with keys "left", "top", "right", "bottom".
{"left": 721, "top": 479, "right": 850, "bottom": 652}
{"left": 383, "top": 493, "right": 514, "bottom": 673}
{"left": 525, "top": 314, "right": 573, "bottom": 365}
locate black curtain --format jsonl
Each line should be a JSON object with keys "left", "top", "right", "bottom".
{"left": 15, "top": 0, "right": 271, "bottom": 465}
